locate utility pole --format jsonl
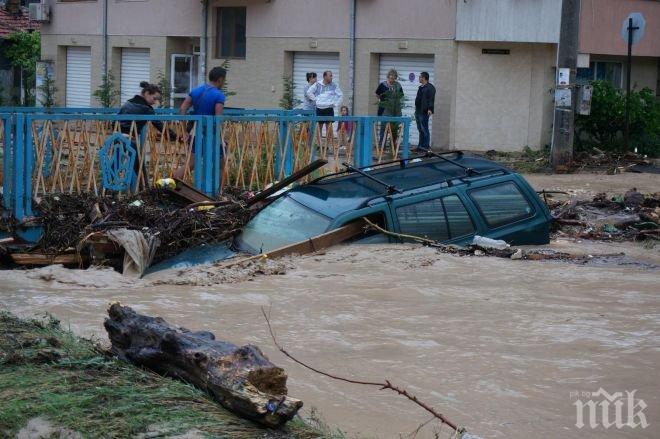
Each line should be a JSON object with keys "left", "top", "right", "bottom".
{"left": 550, "top": 0, "right": 581, "bottom": 170}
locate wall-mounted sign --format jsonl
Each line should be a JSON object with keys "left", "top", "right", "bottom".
{"left": 482, "top": 49, "right": 510, "bottom": 55}
{"left": 578, "top": 85, "right": 593, "bottom": 115}
{"left": 555, "top": 88, "right": 572, "bottom": 107}
{"left": 557, "top": 68, "right": 570, "bottom": 86}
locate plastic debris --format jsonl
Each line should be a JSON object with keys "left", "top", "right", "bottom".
{"left": 472, "top": 235, "right": 510, "bottom": 250}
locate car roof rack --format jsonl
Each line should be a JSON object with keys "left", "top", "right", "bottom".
{"left": 342, "top": 162, "right": 402, "bottom": 194}
{"left": 422, "top": 150, "right": 480, "bottom": 176}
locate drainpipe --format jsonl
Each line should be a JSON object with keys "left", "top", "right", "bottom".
{"left": 199, "top": 0, "right": 209, "bottom": 86}
{"left": 348, "top": 0, "right": 356, "bottom": 113}
{"left": 102, "top": 0, "right": 108, "bottom": 75}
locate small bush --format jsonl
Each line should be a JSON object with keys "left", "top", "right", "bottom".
{"left": 575, "top": 80, "right": 660, "bottom": 157}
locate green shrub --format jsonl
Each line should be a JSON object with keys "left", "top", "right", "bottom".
{"left": 575, "top": 80, "right": 660, "bottom": 157}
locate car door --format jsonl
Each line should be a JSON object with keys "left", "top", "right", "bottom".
{"left": 391, "top": 191, "right": 478, "bottom": 245}
{"left": 465, "top": 178, "right": 549, "bottom": 245}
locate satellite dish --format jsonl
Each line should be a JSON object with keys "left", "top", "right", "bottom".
{"left": 621, "top": 12, "right": 646, "bottom": 46}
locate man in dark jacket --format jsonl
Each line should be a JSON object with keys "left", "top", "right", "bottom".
{"left": 414, "top": 72, "right": 435, "bottom": 151}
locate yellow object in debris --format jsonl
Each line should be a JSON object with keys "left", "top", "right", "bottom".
{"left": 195, "top": 205, "right": 214, "bottom": 211}
{"left": 156, "top": 178, "right": 176, "bottom": 189}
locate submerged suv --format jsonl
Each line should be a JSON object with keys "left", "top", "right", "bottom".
{"left": 235, "top": 151, "right": 551, "bottom": 254}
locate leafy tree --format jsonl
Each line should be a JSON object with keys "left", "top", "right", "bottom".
{"left": 93, "top": 71, "right": 119, "bottom": 108}
{"left": 279, "top": 75, "right": 300, "bottom": 110}
{"left": 575, "top": 80, "right": 659, "bottom": 157}
{"left": 156, "top": 71, "right": 171, "bottom": 109}
{"left": 5, "top": 31, "right": 40, "bottom": 106}
{"left": 38, "top": 67, "right": 57, "bottom": 108}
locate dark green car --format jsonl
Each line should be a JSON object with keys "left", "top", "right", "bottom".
{"left": 236, "top": 152, "right": 551, "bottom": 254}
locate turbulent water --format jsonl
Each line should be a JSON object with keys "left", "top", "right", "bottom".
{"left": 1, "top": 238, "right": 658, "bottom": 439}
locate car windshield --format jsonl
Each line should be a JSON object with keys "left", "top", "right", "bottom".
{"left": 235, "top": 196, "right": 332, "bottom": 254}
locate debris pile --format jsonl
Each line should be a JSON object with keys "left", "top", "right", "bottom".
{"left": 551, "top": 189, "right": 660, "bottom": 241}
{"left": 0, "top": 184, "right": 253, "bottom": 271}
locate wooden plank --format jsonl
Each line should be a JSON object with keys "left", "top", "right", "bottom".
{"left": 220, "top": 219, "right": 366, "bottom": 268}
{"left": 11, "top": 253, "right": 81, "bottom": 266}
{"left": 246, "top": 159, "right": 328, "bottom": 207}
{"left": 168, "top": 178, "right": 216, "bottom": 204}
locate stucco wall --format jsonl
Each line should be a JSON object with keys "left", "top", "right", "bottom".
{"left": 41, "top": 0, "right": 200, "bottom": 37}
{"left": 580, "top": 0, "right": 660, "bottom": 57}
{"left": 40, "top": 1, "right": 101, "bottom": 36}
{"left": 356, "top": 0, "right": 456, "bottom": 40}
{"left": 209, "top": 0, "right": 350, "bottom": 39}
{"left": 453, "top": 42, "right": 556, "bottom": 151}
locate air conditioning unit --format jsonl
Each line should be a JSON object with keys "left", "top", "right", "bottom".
{"left": 29, "top": 3, "right": 50, "bottom": 23}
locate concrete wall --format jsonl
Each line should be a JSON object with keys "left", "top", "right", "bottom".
{"left": 579, "top": 0, "right": 660, "bottom": 57}
{"left": 456, "top": 0, "right": 561, "bottom": 43}
{"left": 453, "top": 42, "right": 556, "bottom": 151}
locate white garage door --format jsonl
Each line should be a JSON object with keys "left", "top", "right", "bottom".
{"left": 121, "top": 48, "right": 151, "bottom": 104}
{"left": 65, "top": 46, "right": 91, "bottom": 107}
{"left": 293, "top": 52, "right": 341, "bottom": 111}
{"left": 379, "top": 55, "right": 434, "bottom": 146}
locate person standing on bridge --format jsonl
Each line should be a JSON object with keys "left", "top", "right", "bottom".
{"left": 302, "top": 72, "right": 318, "bottom": 112}
{"left": 375, "top": 68, "right": 404, "bottom": 147}
{"left": 176, "top": 67, "right": 227, "bottom": 179}
{"left": 414, "top": 71, "right": 435, "bottom": 152}
{"left": 118, "top": 81, "right": 165, "bottom": 187}
{"left": 307, "top": 70, "right": 342, "bottom": 139}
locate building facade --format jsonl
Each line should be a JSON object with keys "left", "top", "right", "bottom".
{"left": 38, "top": 0, "right": 660, "bottom": 151}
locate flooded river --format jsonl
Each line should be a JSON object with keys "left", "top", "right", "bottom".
{"left": 1, "top": 173, "right": 659, "bottom": 438}
{"left": 1, "top": 239, "right": 658, "bottom": 438}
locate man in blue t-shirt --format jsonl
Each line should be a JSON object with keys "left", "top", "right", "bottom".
{"left": 179, "top": 66, "right": 226, "bottom": 116}
{"left": 175, "top": 67, "right": 227, "bottom": 179}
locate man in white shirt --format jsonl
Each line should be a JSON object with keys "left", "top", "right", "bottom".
{"left": 306, "top": 70, "right": 343, "bottom": 118}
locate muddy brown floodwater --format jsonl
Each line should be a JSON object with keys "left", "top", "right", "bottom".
{"left": 1, "top": 173, "right": 659, "bottom": 438}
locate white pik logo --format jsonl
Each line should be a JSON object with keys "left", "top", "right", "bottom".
{"left": 573, "top": 388, "right": 649, "bottom": 429}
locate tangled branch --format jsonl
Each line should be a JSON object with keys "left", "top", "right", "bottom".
{"left": 261, "top": 306, "right": 463, "bottom": 433}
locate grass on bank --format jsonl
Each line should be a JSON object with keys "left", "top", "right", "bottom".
{"left": 0, "top": 311, "right": 347, "bottom": 438}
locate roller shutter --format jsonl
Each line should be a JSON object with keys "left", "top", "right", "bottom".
{"left": 120, "top": 48, "right": 151, "bottom": 104}
{"left": 65, "top": 46, "right": 91, "bottom": 107}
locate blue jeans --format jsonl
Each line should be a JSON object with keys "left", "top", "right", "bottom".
{"left": 415, "top": 112, "right": 430, "bottom": 150}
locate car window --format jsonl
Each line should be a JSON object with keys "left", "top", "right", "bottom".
{"left": 443, "top": 195, "right": 475, "bottom": 238}
{"left": 235, "top": 196, "right": 331, "bottom": 253}
{"left": 396, "top": 198, "right": 449, "bottom": 242}
{"left": 470, "top": 182, "right": 533, "bottom": 228}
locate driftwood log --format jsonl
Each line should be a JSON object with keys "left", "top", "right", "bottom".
{"left": 104, "top": 303, "right": 302, "bottom": 428}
